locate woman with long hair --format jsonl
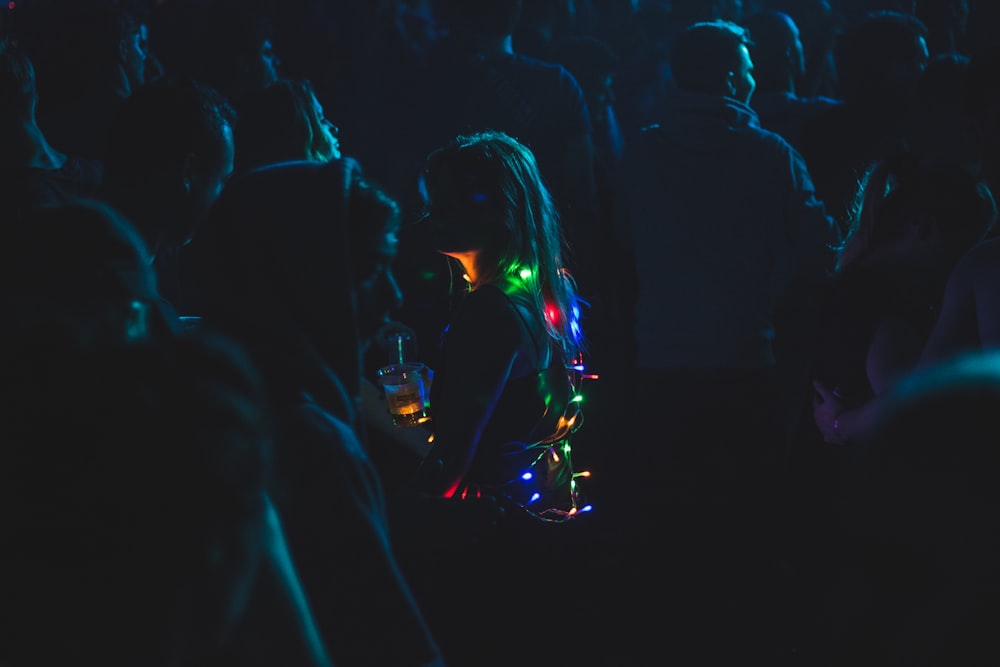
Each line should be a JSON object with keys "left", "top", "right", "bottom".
{"left": 416, "top": 129, "right": 588, "bottom": 509}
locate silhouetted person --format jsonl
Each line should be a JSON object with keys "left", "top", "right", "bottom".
{"left": 767, "top": 0, "right": 844, "bottom": 98}
{"left": 0, "top": 38, "right": 103, "bottom": 215}
{"left": 798, "top": 10, "right": 930, "bottom": 228}
{"left": 801, "top": 154, "right": 996, "bottom": 656}
{"left": 30, "top": 0, "right": 149, "bottom": 161}
{"left": 965, "top": 44, "right": 1000, "bottom": 199}
{"left": 744, "top": 8, "right": 843, "bottom": 151}
{"left": 100, "top": 76, "right": 236, "bottom": 313}
{"left": 233, "top": 77, "right": 340, "bottom": 177}
{"left": 0, "top": 197, "right": 328, "bottom": 667}
{"left": 153, "top": 0, "right": 281, "bottom": 105}
{"left": 0, "top": 330, "right": 277, "bottom": 667}
{"left": 816, "top": 349, "right": 1000, "bottom": 665}
{"left": 615, "top": 19, "right": 839, "bottom": 662}
{"left": 901, "top": 51, "right": 977, "bottom": 173}
{"left": 187, "top": 158, "right": 446, "bottom": 667}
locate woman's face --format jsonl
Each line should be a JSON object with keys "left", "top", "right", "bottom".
{"left": 308, "top": 91, "right": 341, "bottom": 161}
{"left": 423, "top": 170, "right": 507, "bottom": 256}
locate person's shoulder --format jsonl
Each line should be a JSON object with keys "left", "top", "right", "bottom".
{"left": 505, "top": 52, "right": 585, "bottom": 89}
{"left": 459, "top": 284, "right": 518, "bottom": 315}
{"left": 743, "top": 121, "right": 792, "bottom": 146}
{"left": 731, "top": 118, "right": 805, "bottom": 163}
{"left": 291, "top": 397, "right": 368, "bottom": 462}
{"left": 451, "top": 286, "right": 523, "bottom": 332}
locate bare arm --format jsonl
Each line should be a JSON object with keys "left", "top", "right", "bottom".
{"left": 919, "top": 244, "right": 987, "bottom": 368}
{"left": 813, "top": 314, "right": 924, "bottom": 445}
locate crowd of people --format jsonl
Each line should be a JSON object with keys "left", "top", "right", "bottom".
{"left": 3, "top": 0, "right": 1000, "bottom": 665}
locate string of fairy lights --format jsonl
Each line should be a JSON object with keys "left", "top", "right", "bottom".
{"left": 443, "top": 263, "right": 597, "bottom": 522}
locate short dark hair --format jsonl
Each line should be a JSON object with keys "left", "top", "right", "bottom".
{"left": 670, "top": 20, "right": 752, "bottom": 94}
{"left": 433, "top": 0, "right": 522, "bottom": 38}
{"left": 835, "top": 10, "right": 929, "bottom": 103}
{"left": 103, "top": 77, "right": 236, "bottom": 196}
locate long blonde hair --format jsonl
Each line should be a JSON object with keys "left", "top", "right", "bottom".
{"left": 423, "top": 130, "right": 586, "bottom": 362}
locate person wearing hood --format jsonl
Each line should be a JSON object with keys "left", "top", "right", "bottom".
{"left": 184, "top": 158, "right": 445, "bottom": 667}
{"left": 610, "top": 19, "right": 839, "bottom": 664}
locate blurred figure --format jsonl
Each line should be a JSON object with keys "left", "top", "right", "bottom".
{"left": 914, "top": 0, "right": 972, "bottom": 56}
{"left": 150, "top": 0, "right": 280, "bottom": 105}
{"left": 965, "top": 44, "right": 1000, "bottom": 198}
{"left": 233, "top": 77, "right": 341, "bottom": 176}
{"left": 901, "top": 51, "right": 977, "bottom": 174}
{"left": 0, "top": 198, "right": 175, "bottom": 340}
{"left": 0, "top": 197, "right": 334, "bottom": 667}
{"left": 0, "top": 196, "right": 327, "bottom": 667}
{"left": 0, "top": 38, "right": 103, "bottom": 215}
{"left": 798, "top": 10, "right": 930, "bottom": 228}
{"left": 811, "top": 154, "right": 997, "bottom": 446}
{"left": 744, "top": 8, "right": 843, "bottom": 151}
{"left": 100, "top": 76, "right": 236, "bottom": 312}
{"left": 30, "top": 0, "right": 149, "bottom": 161}
{"left": 616, "top": 18, "right": 839, "bottom": 663}
{"left": 798, "top": 153, "right": 995, "bottom": 655}
{"left": 918, "top": 234, "right": 1000, "bottom": 366}
{"left": 0, "top": 331, "right": 276, "bottom": 667}
{"left": 187, "top": 158, "right": 446, "bottom": 667}
{"left": 550, "top": 33, "right": 637, "bottom": 441}
{"left": 768, "top": 0, "right": 844, "bottom": 98}
{"left": 817, "top": 349, "right": 1000, "bottom": 665}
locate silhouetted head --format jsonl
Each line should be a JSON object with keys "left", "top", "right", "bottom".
{"left": 834, "top": 10, "right": 929, "bottom": 107}
{"left": 15, "top": 0, "right": 146, "bottom": 102}
{"left": 102, "top": 77, "right": 236, "bottom": 255}
{"left": 669, "top": 19, "right": 756, "bottom": 104}
{"left": 838, "top": 152, "right": 997, "bottom": 274}
{"left": 966, "top": 45, "right": 1000, "bottom": 164}
{"left": 234, "top": 78, "right": 340, "bottom": 175}
{"left": 551, "top": 35, "right": 621, "bottom": 115}
{"left": 432, "top": 0, "right": 522, "bottom": 39}
{"left": 192, "top": 2, "right": 281, "bottom": 99}
{"left": 903, "top": 52, "right": 976, "bottom": 173}
{"left": 190, "top": 158, "right": 364, "bottom": 418}
{"left": 105, "top": 3, "right": 148, "bottom": 93}
{"left": 743, "top": 9, "right": 806, "bottom": 94}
